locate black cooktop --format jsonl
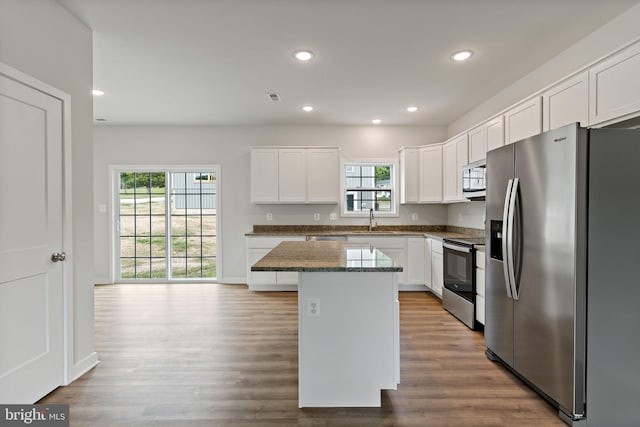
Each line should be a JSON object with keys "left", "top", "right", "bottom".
{"left": 443, "top": 236, "right": 486, "bottom": 247}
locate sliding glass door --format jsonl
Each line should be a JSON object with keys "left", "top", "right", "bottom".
{"left": 116, "top": 168, "right": 219, "bottom": 282}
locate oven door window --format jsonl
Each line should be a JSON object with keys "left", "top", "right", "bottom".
{"left": 444, "top": 249, "right": 472, "bottom": 288}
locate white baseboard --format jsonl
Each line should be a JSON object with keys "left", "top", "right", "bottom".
{"left": 248, "top": 284, "right": 298, "bottom": 291}
{"left": 72, "top": 352, "right": 99, "bottom": 381}
{"left": 94, "top": 276, "right": 113, "bottom": 285}
{"left": 219, "top": 276, "right": 246, "bottom": 284}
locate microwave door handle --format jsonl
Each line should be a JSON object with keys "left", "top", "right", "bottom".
{"left": 502, "top": 179, "right": 513, "bottom": 299}
{"left": 507, "top": 178, "right": 520, "bottom": 300}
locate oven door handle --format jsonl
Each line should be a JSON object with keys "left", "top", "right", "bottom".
{"left": 443, "top": 242, "right": 472, "bottom": 253}
{"left": 502, "top": 179, "right": 514, "bottom": 299}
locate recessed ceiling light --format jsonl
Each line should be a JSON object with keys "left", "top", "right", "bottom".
{"left": 302, "top": 105, "right": 314, "bottom": 112}
{"left": 92, "top": 89, "right": 104, "bottom": 96}
{"left": 371, "top": 119, "right": 382, "bottom": 125}
{"left": 406, "top": 106, "right": 419, "bottom": 113}
{"left": 293, "top": 50, "right": 315, "bottom": 62}
{"left": 451, "top": 50, "right": 473, "bottom": 61}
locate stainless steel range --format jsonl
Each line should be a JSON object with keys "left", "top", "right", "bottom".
{"left": 442, "top": 236, "right": 485, "bottom": 330}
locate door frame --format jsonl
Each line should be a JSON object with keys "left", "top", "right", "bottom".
{"left": 0, "top": 62, "right": 75, "bottom": 385}
{"left": 109, "top": 164, "right": 222, "bottom": 283}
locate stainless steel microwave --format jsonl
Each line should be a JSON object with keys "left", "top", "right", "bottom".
{"left": 462, "top": 160, "right": 486, "bottom": 200}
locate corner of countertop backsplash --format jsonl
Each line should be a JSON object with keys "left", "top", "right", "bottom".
{"left": 444, "top": 226, "right": 485, "bottom": 237}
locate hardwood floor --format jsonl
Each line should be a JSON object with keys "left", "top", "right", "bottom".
{"left": 40, "top": 284, "right": 564, "bottom": 426}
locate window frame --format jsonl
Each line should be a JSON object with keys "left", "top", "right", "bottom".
{"left": 340, "top": 158, "right": 399, "bottom": 218}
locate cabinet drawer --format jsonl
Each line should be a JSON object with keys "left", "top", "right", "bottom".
{"left": 348, "top": 236, "right": 405, "bottom": 249}
{"left": 476, "top": 267, "right": 485, "bottom": 297}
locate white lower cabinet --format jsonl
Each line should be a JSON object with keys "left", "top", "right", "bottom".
{"left": 405, "top": 237, "right": 426, "bottom": 288}
{"left": 430, "top": 239, "right": 444, "bottom": 299}
{"left": 246, "top": 236, "right": 305, "bottom": 290}
{"left": 349, "top": 236, "right": 429, "bottom": 290}
{"left": 424, "top": 238, "right": 432, "bottom": 289}
{"left": 476, "top": 250, "right": 486, "bottom": 325}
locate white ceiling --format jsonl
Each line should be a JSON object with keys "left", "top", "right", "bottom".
{"left": 58, "top": 0, "right": 640, "bottom": 126}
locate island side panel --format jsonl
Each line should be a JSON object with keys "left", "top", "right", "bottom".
{"left": 298, "top": 271, "right": 398, "bottom": 408}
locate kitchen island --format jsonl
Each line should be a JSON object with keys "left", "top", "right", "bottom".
{"left": 251, "top": 240, "right": 402, "bottom": 408}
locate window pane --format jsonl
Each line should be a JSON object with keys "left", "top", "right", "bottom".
{"left": 343, "top": 163, "right": 394, "bottom": 215}
{"left": 172, "top": 237, "right": 187, "bottom": 257}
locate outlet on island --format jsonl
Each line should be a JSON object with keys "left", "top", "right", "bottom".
{"left": 306, "top": 298, "right": 320, "bottom": 317}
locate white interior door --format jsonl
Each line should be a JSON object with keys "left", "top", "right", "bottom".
{"left": 0, "top": 73, "right": 65, "bottom": 403}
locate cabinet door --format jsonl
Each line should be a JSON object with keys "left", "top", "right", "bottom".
{"left": 431, "top": 251, "right": 443, "bottom": 299}
{"left": 543, "top": 71, "right": 588, "bottom": 132}
{"left": 455, "top": 136, "right": 468, "bottom": 200}
{"left": 418, "top": 145, "right": 443, "bottom": 203}
{"left": 247, "top": 248, "right": 277, "bottom": 287}
{"left": 486, "top": 116, "right": 505, "bottom": 152}
{"left": 250, "top": 148, "right": 279, "bottom": 203}
{"left": 399, "top": 147, "right": 419, "bottom": 204}
{"left": 505, "top": 96, "right": 542, "bottom": 145}
{"left": 278, "top": 149, "right": 307, "bottom": 202}
{"left": 468, "top": 125, "right": 487, "bottom": 164}
{"left": 589, "top": 42, "right": 640, "bottom": 126}
{"left": 443, "top": 135, "right": 467, "bottom": 202}
{"left": 307, "top": 148, "right": 339, "bottom": 203}
{"left": 424, "top": 238, "right": 432, "bottom": 288}
{"left": 442, "top": 141, "right": 457, "bottom": 202}
{"left": 406, "top": 237, "right": 426, "bottom": 285}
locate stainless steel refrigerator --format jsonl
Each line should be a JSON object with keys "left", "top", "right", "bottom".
{"left": 485, "top": 123, "right": 640, "bottom": 426}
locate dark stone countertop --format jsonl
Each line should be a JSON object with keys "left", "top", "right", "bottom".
{"left": 250, "top": 241, "right": 403, "bottom": 272}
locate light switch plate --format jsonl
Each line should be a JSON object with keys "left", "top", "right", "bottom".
{"left": 266, "top": 212, "right": 273, "bottom": 221}
{"left": 314, "top": 213, "right": 320, "bottom": 221}
{"left": 330, "top": 213, "right": 337, "bottom": 220}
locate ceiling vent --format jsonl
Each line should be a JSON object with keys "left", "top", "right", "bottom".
{"left": 268, "top": 93, "right": 280, "bottom": 102}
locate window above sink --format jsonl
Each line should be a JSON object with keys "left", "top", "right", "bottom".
{"left": 341, "top": 160, "right": 398, "bottom": 217}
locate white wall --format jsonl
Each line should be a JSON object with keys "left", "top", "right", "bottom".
{"left": 447, "top": 202, "right": 485, "bottom": 230}
{"left": 0, "top": 0, "right": 95, "bottom": 376}
{"left": 448, "top": 3, "right": 640, "bottom": 136}
{"left": 93, "top": 125, "right": 448, "bottom": 283}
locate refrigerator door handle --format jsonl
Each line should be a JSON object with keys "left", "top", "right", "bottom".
{"left": 502, "top": 179, "right": 514, "bottom": 299}
{"left": 507, "top": 177, "right": 519, "bottom": 300}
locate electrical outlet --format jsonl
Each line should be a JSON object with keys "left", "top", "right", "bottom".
{"left": 314, "top": 213, "right": 320, "bottom": 221}
{"left": 411, "top": 213, "right": 418, "bottom": 221}
{"left": 266, "top": 212, "right": 273, "bottom": 221}
{"left": 307, "top": 298, "right": 320, "bottom": 317}
{"left": 330, "top": 213, "right": 337, "bottom": 220}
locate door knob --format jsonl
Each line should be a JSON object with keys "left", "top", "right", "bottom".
{"left": 51, "top": 252, "right": 66, "bottom": 262}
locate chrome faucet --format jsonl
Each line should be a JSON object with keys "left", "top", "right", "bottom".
{"left": 368, "top": 208, "right": 377, "bottom": 231}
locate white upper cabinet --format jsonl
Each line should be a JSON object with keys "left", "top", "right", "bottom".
{"left": 486, "top": 116, "right": 505, "bottom": 153}
{"left": 278, "top": 148, "right": 307, "bottom": 202}
{"left": 307, "top": 148, "right": 339, "bottom": 203}
{"left": 418, "top": 144, "right": 443, "bottom": 203}
{"left": 251, "top": 147, "right": 339, "bottom": 204}
{"left": 399, "top": 147, "right": 419, "bottom": 204}
{"left": 469, "top": 116, "right": 505, "bottom": 162}
{"left": 543, "top": 71, "right": 588, "bottom": 132}
{"left": 468, "top": 125, "right": 487, "bottom": 164}
{"left": 250, "top": 148, "right": 279, "bottom": 203}
{"left": 443, "top": 135, "right": 468, "bottom": 203}
{"left": 589, "top": 41, "right": 640, "bottom": 126}
{"left": 504, "top": 96, "right": 542, "bottom": 145}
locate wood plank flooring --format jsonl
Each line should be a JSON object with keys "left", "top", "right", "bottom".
{"left": 40, "top": 284, "right": 564, "bottom": 426}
